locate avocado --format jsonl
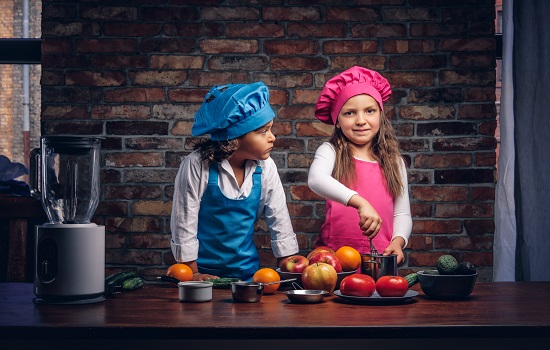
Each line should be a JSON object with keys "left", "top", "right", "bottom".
{"left": 436, "top": 254, "right": 459, "bottom": 275}
{"left": 456, "top": 261, "right": 477, "bottom": 275}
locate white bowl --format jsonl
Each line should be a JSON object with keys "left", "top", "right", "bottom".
{"left": 178, "top": 281, "right": 213, "bottom": 302}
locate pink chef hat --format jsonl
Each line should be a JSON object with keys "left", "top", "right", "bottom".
{"left": 315, "top": 66, "right": 392, "bottom": 125}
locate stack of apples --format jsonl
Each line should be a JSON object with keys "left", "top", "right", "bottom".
{"left": 279, "top": 246, "right": 360, "bottom": 294}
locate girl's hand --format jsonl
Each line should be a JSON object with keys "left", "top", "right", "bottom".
{"left": 348, "top": 195, "right": 382, "bottom": 239}
{"left": 382, "top": 237, "right": 406, "bottom": 265}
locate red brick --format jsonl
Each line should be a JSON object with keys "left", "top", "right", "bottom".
{"left": 296, "top": 122, "right": 333, "bottom": 137}
{"left": 106, "top": 216, "right": 162, "bottom": 233}
{"left": 90, "top": 55, "right": 147, "bottom": 69}
{"left": 200, "top": 39, "right": 258, "bottom": 54}
{"left": 150, "top": 55, "right": 204, "bottom": 69}
{"left": 226, "top": 23, "right": 284, "bottom": 38}
{"left": 406, "top": 235, "right": 433, "bottom": 251}
{"left": 80, "top": 6, "right": 138, "bottom": 20}
{"left": 412, "top": 219, "right": 462, "bottom": 234}
{"left": 168, "top": 88, "right": 210, "bottom": 103}
{"left": 290, "top": 185, "right": 322, "bottom": 201}
{"left": 66, "top": 71, "right": 125, "bottom": 87}
{"left": 264, "top": 40, "right": 318, "bottom": 55}
{"left": 414, "top": 154, "right": 472, "bottom": 168}
{"left": 42, "top": 105, "right": 88, "bottom": 120}
{"left": 186, "top": 71, "right": 249, "bottom": 87}
{"left": 331, "top": 56, "right": 386, "bottom": 71}
{"left": 287, "top": 23, "right": 346, "bottom": 38}
{"left": 439, "top": 70, "right": 495, "bottom": 86}
{"left": 75, "top": 39, "right": 136, "bottom": 53}
{"left": 441, "top": 38, "right": 495, "bottom": 52}
{"left": 139, "top": 38, "right": 196, "bottom": 53}
{"left": 435, "top": 203, "right": 494, "bottom": 218}
{"left": 322, "top": 40, "right": 378, "bottom": 54}
{"left": 287, "top": 203, "right": 314, "bottom": 217}
{"left": 458, "top": 103, "right": 495, "bottom": 120}
{"left": 103, "top": 185, "right": 163, "bottom": 200}
{"left": 254, "top": 73, "right": 313, "bottom": 88}
{"left": 104, "top": 23, "right": 161, "bottom": 36}
{"left": 384, "top": 7, "right": 438, "bottom": 21}
{"left": 132, "top": 201, "right": 172, "bottom": 216}
{"left": 293, "top": 89, "right": 322, "bottom": 104}
{"left": 410, "top": 22, "right": 467, "bottom": 37}
{"left": 382, "top": 39, "right": 436, "bottom": 53}
{"left": 351, "top": 23, "right": 406, "bottom": 38}
{"left": 326, "top": 7, "right": 380, "bottom": 21}
{"left": 201, "top": 7, "right": 259, "bottom": 20}
{"left": 104, "top": 88, "right": 165, "bottom": 103}
{"left": 291, "top": 218, "right": 325, "bottom": 233}
{"left": 209, "top": 56, "right": 268, "bottom": 71}
{"left": 125, "top": 137, "right": 183, "bottom": 150}
{"left": 276, "top": 105, "right": 316, "bottom": 120}
{"left": 105, "top": 152, "right": 164, "bottom": 167}
{"left": 399, "top": 105, "right": 454, "bottom": 120}
{"left": 273, "top": 122, "right": 292, "bottom": 136}
{"left": 271, "top": 57, "right": 327, "bottom": 71}
{"left": 262, "top": 7, "right": 320, "bottom": 21}
{"left": 412, "top": 186, "right": 469, "bottom": 202}
{"left": 129, "top": 233, "right": 171, "bottom": 249}
{"left": 91, "top": 105, "right": 150, "bottom": 120}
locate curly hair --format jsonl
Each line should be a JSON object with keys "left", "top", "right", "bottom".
{"left": 329, "top": 112, "right": 404, "bottom": 198}
{"left": 193, "top": 137, "right": 240, "bottom": 165}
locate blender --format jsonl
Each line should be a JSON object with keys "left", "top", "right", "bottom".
{"left": 30, "top": 136, "right": 105, "bottom": 304}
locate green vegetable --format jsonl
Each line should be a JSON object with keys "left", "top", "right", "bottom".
{"left": 436, "top": 254, "right": 459, "bottom": 275}
{"left": 205, "top": 277, "right": 240, "bottom": 289}
{"left": 105, "top": 271, "right": 136, "bottom": 296}
{"left": 404, "top": 272, "right": 418, "bottom": 287}
{"left": 456, "top": 261, "right": 477, "bottom": 275}
{"left": 122, "top": 277, "right": 144, "bottom": 291}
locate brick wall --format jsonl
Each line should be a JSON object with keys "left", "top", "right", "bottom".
{"left": 40, "top": 0, "right": 496, "bottom": 282}
{"left": 0, "top": 0, "right": 42, "bottom": 165}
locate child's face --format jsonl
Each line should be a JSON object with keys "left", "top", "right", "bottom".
{"left": 336, "top": 94, "right": 381, "bottom": 148}
{"left": 234, "top": 120, "right": 276, "bottom": 161}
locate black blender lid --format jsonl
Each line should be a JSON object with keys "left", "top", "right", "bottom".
{"left": 42, "top": 136, "right": 103, "bottom": 148}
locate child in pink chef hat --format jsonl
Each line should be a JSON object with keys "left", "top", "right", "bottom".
{"left": 308, "top": 66, "right": 412, "bottom": 264}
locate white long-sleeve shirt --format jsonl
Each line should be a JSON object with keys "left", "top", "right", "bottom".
{"left": 170, "top": 151, "right": 299, "bottom": 263}
{"left": 308, "top": 142, "right": 412, "bottom": 246}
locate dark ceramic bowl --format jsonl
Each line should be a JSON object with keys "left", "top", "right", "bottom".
{"left": 417, "top": 270, "right": 477, "bottom": 300}
{"left": 276, "top": 268, "right": 354, "bottom": 290}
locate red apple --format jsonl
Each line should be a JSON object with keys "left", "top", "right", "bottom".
{"left": 306, "top": 246, "right": 335, "bottom": 260}
{"left": 301, "top": 262, "right": 338, "bottom": 294}
{"left": 279, "top": 255, "right": 309, "bottom": 273}
{"left": 340, "top": 274, "right": 376, "bottom": 297}
{"left": 308, "top": 251, "right": 343, "bottom": 273}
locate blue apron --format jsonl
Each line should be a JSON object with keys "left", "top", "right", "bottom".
{"left": 196, "top": 163, "right": 262, "bottom": 281}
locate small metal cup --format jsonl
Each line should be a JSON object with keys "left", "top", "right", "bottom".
{"left": 361, "top": 254, "right": 397, "bottom": 281}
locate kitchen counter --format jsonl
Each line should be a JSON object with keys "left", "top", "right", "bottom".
{"left": 1, "top": 282, "right": 549, "bottom": 350}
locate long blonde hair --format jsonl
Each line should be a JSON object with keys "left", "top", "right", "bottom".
{"left": 329, "top": 112, "right": 404, "bottom": 198}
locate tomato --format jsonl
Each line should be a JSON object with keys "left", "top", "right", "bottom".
{"left": 375, "top": 275, "right": 409, "bottom": 297}
{"left": 339, "top": 274, "right": 375, "bottom": 297}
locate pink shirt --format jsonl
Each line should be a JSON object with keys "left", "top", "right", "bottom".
{"left": 316, "top": 159, "right": 394, "bottom": 254}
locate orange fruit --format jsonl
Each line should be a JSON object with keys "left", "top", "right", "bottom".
{"left": 252, "top": 267, "right": 281, "bottom": 294}
{"left": 335, "top": 246, "right": 362, "bottom": 272}
{"left": 166, "top": 263, "right": 193, "bottom": 282}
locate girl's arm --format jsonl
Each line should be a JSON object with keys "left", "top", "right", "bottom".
{"left": 382, "top": 158, "right": 413, "bottom": 264}
{"left": 308, "top": 142, "right": 382, "bottom": 238}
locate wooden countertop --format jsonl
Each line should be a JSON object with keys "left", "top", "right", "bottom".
{"left": 1, "top": 282, "right": 549, "bottom": 350}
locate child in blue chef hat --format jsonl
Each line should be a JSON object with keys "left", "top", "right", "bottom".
{"left": 170, "top": 82, "right": 299, "bottom": 281}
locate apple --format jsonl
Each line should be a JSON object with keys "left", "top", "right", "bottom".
{"left": 301, "top": 262, "right": 338, "bottom": 294}
{"left": 308, "top": 251, "right": 343, "bottom": 273}
{"left": 340, "top": 274, "right": 376, "bottom": 297}
{"left": 306, "top": 246, "right": 335, "bottom": 260}
{"left": 279, "top": 255, "right": 309, "bottom": 273}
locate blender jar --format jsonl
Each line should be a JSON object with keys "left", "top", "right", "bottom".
{"left": 30, "top": 136, "right": 102, "bottom": 224}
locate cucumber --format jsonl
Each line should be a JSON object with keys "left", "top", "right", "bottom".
{"left": 122, "top": 277, "right": 144, "bottom": 291}
{"left": 205, "top": 277, "right": 240, "bottom": 289}
{"left": 404, "top": 272, "right": 418, "bottom": 287}
{"left": 105, "top": 271, "right": 136, "bottom": 296}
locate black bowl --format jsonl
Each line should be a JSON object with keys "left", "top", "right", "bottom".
{"left": 417, "top": 270, "right": 477, "bottom": 300}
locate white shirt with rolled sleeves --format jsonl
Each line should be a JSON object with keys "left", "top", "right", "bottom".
{"left": 170, "top": 150, "right": 299, "bottom": 263}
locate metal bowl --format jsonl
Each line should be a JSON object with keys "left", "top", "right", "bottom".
{"left": 417, "top": 270, "right": 477, "bottom": 300}
{"left": 284, "top": 289, "right": 329, "bottom": 304}
{"left": 230, "top": 281, "right": 264, "bottom": 303}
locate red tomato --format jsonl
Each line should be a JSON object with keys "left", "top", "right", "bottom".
{"left": 339, "top": 274, "right": 376, "bottom": 297}
{"left": 375, "top": 275, "right": 409, "bottom": 297}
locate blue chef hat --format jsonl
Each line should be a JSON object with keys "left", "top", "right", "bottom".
{"left": 192, "top": 82, "right": 276, "bottom": 141}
